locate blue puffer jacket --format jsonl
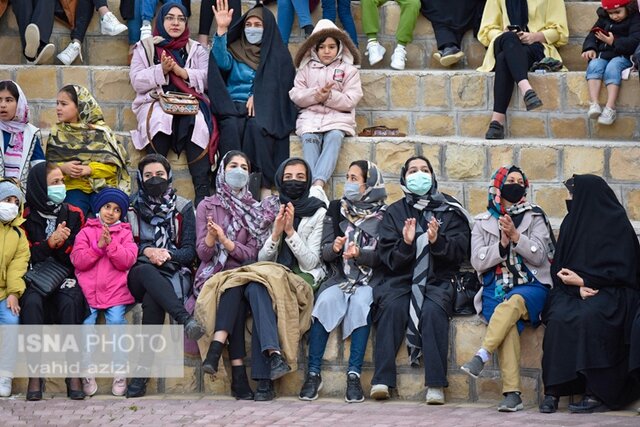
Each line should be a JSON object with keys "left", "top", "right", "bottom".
{"left": 212, "top": 33, "right": 257, "bottom": 103}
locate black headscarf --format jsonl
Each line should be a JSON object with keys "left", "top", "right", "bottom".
{"left": 551, "top": 174, "right": 640, "bottom": 290}
{"left": 273, "top": 157, "right": 326, "bottom": 267}
{"left": 506, "top": 0, "right": 529, "bottom": 29}
{"left": 207, "top": 5, "right": 297, "bottom": 139}
{"left": 26, "top": 162, "right": 59, "bottom": 215}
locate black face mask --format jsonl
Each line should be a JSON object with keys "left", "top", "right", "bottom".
{"left": 501, "top": 184, "right": 526, "bottom": 203}
{"left": 565, "top": 199, "right": 573, "bottom": 212}
{"left": 280, "top": 179, "right": 307, "bottom": 200}
{"left": 143, "top": 176, "right": 169, "bottom": 198}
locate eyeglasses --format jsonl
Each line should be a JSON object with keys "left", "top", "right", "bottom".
{"left": 164, "top": 15, "right": 187, "bottom": 23}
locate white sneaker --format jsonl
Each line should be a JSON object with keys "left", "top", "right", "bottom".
{"left": 112, "top": 376, "right": 127, "bottom": 396}
{"left": 24, "top": 23, "right": 40, "bottom": 59}
{"left": 82, "top": 377, "right": 98, "bottom": 396}
{"left": 101, "top": 12, "right": 128, "bottom": 36}
{"left": 57, "top": 41, "right": 82, "bottom": 65}
{"left": 370, "top": 383, "right": 390, "bottom": 400}
{"left": 597, "top": 106, "right": 616, "bottom": 125}
{"left": 140, "top": 23, "right": 153, "bottom": 40}
{"left": 426, "top": 387, "right": 445, "bottom": 404}
{"left": 390, "top": 45, "right": 407, "bottom": 70}
{"left": 588, "top": 102, "right": 602, "bottom": 119}
{"left": 0, "top": 376, "right": 12, "bottom": 397}
{"left": 366, "top": 41, "right": 386, "bottom": 66}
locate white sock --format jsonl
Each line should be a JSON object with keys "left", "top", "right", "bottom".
{"left": 476, "top": 348, "right": 490, "bottom": 363}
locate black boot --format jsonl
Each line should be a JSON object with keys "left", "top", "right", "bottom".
{"left": 202, "top": 341, "right": 224, "bottom": 375}
{"left": 231, "top": 366, "right": 254, "bottom": 400}
{"left": 65, "top": 378, "right": 85, "bottom": 400}
{"left": 126, "top": 378, "right": 148, "bottom": 398}
{"left": 254, "top": 379, "right": 275, "bottom": 401}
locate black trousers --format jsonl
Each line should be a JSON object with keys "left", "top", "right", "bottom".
{"left": 215, "top": 286, "right": 248, "bottom": 360}
{"left": 127, "top": 263, "right": 191, "bottom": 325}
{"left": 148, "top": 129, "right": 211, "bottom": 207}
{"left": 20, "top": 285, "right": 89, "bottom": 325}
{"left": 492, "top": 31, "right": 545, "bottom": 114}
{"left": 67, "top": 0, "right": 108, "bottom": 43}
{"left": 372, "top": 294, "right": 450, "bottom": 388}
{"left": 244, "top": 282, "right": 281, "bottom": 380}
{"left": 198, "top": 0, "right": 241, "bottom": 35}
{"left": 10, "top": 0, "right": 55, "bottom": 58}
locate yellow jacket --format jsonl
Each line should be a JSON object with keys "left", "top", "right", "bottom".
{"left": 477, "top": 0, "right": 569, "bottom": 72}
{"left": 63, "top": 162, "right": 118, "bottom": 193}
{"left": 0, "top": 205, "right": 30, "bottom": 301}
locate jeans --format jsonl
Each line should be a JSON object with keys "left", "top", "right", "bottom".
{"left": 277, "top": 0, "right": 313, "bottom": 44}
{"left": 307, "top": 316, "right": 371, "bottom": 375}
{"left": 64, "top": 189, "right": 96, "bottom": 217}
{"left": 586, "top": 56, "right": 632, "bottom": 87}
{"left": 322, "top": 0, "right": 358, "bottom": 46}
{"left": 0, "top": 298, "right": 19, "bottom": 377}
{"left": 244, "top": 282, "right": 281, "bottom": 380}
{"left": 127, "top": 0, "right": 181, "bottom": 43}
{"left": 302, "top": 130, "right": 344, "bottom": 183}
{"left": 83, "top": 305, "right": 127, "bottom": 325}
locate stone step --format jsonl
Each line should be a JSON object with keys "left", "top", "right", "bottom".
{"left": 0, "top": 1, "right": 600, "bottom": 71}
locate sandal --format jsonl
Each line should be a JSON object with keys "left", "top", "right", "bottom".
{"left": 358, "top": 125, "right": 406, "bottom": 137}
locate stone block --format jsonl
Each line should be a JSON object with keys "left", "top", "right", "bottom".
{"left": 0, "top": 69, "right": 14, "bottom": 82}
{"left": 101, "top": 106, "right": 118, "bottom": 130}
{"left": 489, "top": 146, "right": 514, "bottom": 172}
{"left": 519, "top": 376, "right": 541, "bottom": 406}
{"left": 446, "top": 373, "right": 471, "bottom": 401}
{"left": 625, "top": 189, "right": 640, "bottom": 221}
{"left": 616, "top": 80, "right": 640, "bottom": 109}
{"left": 421, "top": 74, "right": 450, "bottom": 109}
{"left": 324, "top": 329, "right": 341, "bottom": 362}
{"left": 92, "top": 69, "right": 135, "bottom": 103}
{"left": 122, "top": 107, "right": 138, "bottom": 133}
{"left": 533, "top": 186, "right": 568, "bottom": 218}
{"left": 369, "top": 113, "right": 410, "bottom": 136}
{"left": 415, "top": 114, "right": 455, "bottom": 136}
{"left": 390, "top": 75, "right": 419, "bottom": 109}
{"left": 375, "top": 141, "right": 418, "bottom": 174}
{"left": 508, "top": 115, "right": 547, "bottom": 138}
{"left": 453, "top": 317, "right": 486, "bottom": 366}
{"left": 563, "top": 146, "right": 605, "bottom": 176}
{"left": 290, "top": 139, "right": 303, "bottom": 158}
{"left": 549, "top": 117, "right": 588, "bottom": 139}
{"left": 567, "top": 3, "right": 599, "bottom": 37}
{"left": 475, "top": 373, "right": 504, "bottom": 402}
{"left": 439, "top": 184, "right": 463, "bottom": 202}
{"left": 396, "top": 369, "right": 426, "bottom": 400}
{"left": 36, "top": 106, "right": 58, "bottom": 131}
{"left": 0, "top": 36, "right": 22, "bottom": 65}
{"left": 520, "top": 327, "right": 544, "bottom": 369}
{"left": 445, "top": 145, "right": 485, "bottom": 180}
{"left": 275, "top": 370, "right": 305, "bottom": 397}
{"left": 558, "top": 43, "right": 587, "bottom": 72}
{"left": 420, "top": 143, "right": 442, "bottom": 176}
{"left": 385, "top": 182, "right": 405, "bottom": 204}
{"left": 355, "top": 113, "right": 370, "bottom": 132}
{"left": 313, "top": 370, "right": 348, "bottom": 398}
{"left": 593, "top": 116, "right": 636, "bottom": 140}
{"left": 610, "top": 148, "right": 640, "bottom": 181}
{"left": 335, "top": 141, "right": 371, "bottom": 174}
{"left": 165, "top": 366, "right": 199, "bottom": 393}
{"left": 405, "top": 43, "right": 426, "bottom": 70}
{"left": 459, "top": 113, "right": 492, "bottom": 138}
{"left": 173, "top": 174, "right": 196, "bottom": 201}
{"left": 463, "top": 40, "right": 488, "bottom": 70}
{"left": 360, "top": 73, "right": 388, "bottom": 110}
{"left": 203, "top": 369, "right": 230, "bottom": 395}
{"left": 16, "top": 67, "right": 58, "bottom": 99}
{"left": 528, "top": 73, "right": 561, "bottom": 111}
{"left": 383, "top": 4, "right": 401, "bottom": 36}
{"left": 565, "top": 73, "right": 590, "bottom": 109}
{"left": 86, "top": 37, "right": 129, "bottom": 66}
{"left": 519, "top": 147, "right": 559, "bottom": 180}
{"left": 450, "top": 74, "right": 486, "bottom": 109}
{"left": 60, "top": 67, "right": 90, "bottom": 89}
{"left": 467, "top": 186, "right": 489, "bottom": 216}
{"left": 414, "top": 15, "right": 435, "bottom": 38}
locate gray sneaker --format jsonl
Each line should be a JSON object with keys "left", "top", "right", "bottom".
{"left": 498, "top": 392, "right": 524, "bottom": 412}
{"left": 461, "top": 355, "right": 485, "bottom": 378}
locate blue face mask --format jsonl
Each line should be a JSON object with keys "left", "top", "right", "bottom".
{"left": 47, "top": 184, "right": 67, "bottom": 205}
{"left": 225, "top": 167, "right": 249, "bottom": 190}
{"left": 343, "top": 182, "right": 363, "bottom": 202}
{"left": 406, "top": 171, "right": 432, "bottom": 196}
{"left": 244, "top": 27, "right": 263, "bottom": 45}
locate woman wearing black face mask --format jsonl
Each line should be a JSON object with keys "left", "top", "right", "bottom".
{"left": 125, "top": 153, "right": 205, "bottom": 398}
{"left": 460, "top": 165, "right": 555, "bottom": 412}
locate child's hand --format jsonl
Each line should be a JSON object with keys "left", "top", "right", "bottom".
{"left": 581, "top": 50, "right": 596, "bottom": 61}
{"left": 98, "top": 224, "right": 111, "bottom": 248}
{"left": 60, "top": 160, "right": 85, "bottom": 178}
{"left": 313, "top": 83, "right": 333, "bottom": 104}
{"left": 6, "top": 294, "right": 20, "bottom": 316}
{"left": 595, "top": 31, "right": 614, "bottom": 46}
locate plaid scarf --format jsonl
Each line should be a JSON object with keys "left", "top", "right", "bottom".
{"left": 135, "top": 171, "right": 178, "bottom": 250}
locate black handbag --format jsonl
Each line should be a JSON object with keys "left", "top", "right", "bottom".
{"left": 24, "top": 257, "right": 71, "bottom": 297}
{"left": 452, "top": 271, "right": 481, "bottom": 315}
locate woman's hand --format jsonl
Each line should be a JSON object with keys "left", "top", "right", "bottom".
{"left": 213, "top": 0, "right": 234, "bottom": 36}
{"left": 98, "top": 224, "right": 111, "bottom": 248}
{"left": 60, "top": 161, "right": 86, "bottom": 179}
{"left": 143, "top": 247, "right": 171, "bottom": 266}
{"left": 518, "top": 31, "right": 544, "bottom": 45}
{"left": 332, "top": 236, "right": 347, "bottom": 254}
{"left": 582, "top": 50, "right": 596, "bottom": 61}
{"left": 595, "top": 31, "right": 614, "bottom": 46}
{"left": 343, "top": 242, "right": 360, "bottom": 260}
{"left": 6, "top": 294, "right": 20, "bottom": 316}
{"left": 557, "top": 268, "right": 585, "bottom": 287}
{"left": 246, "top": 95, "right": 255, "bottom": 117}
{"left": 427, "top": 217, "right": 439, "bottom": 244}
{"left": 48, "top": 221, "right": 71, "bottom": 248}
{"left": 271, "top": 205, "right": 286, "bottom": 241}
{"left": 499, "top": 215, "right": 520, "bottom": 243}
{"left": 403, "top": 218, "right": 416, "bottom": 245}
{"left": 579, "top": 286, "right": 599, "bottom": 300}
{"left": 160, "top": 51, "right": 175, "bottom": 75}
{"left": 284, "top": 203, "right": 295, "bottom": 237}
{"left": 171, "top": 64, "right": 189, "bottom": 80}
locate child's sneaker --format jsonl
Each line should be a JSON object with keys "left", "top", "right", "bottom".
{"left": 0, "top": 376, "right": 12, "bottom": 397}
{"left": 588, "top": 102, "right": 602, "bottom": 119}
{"left": 57, "top": 41, "right": 82, "bottom": 65}
{"left": 597, "top": 106, "right": 616, "bottom": 125}
{"left": 390, "top": 45, "right": 407, "bottom": 70}
{"left": 101, "top": 12, "right": 128, "bottom": 36}
{"left": 82, "top": 377, "right": 98, "bottom": 396}
{"left": 112, "top": 377, "right": 127, "bottom": 396}
{"left": 140, "top": 23, "right": 153, "bottom": 40}
{"left": 366, "top": 41, "right": 386, "bottom": 66}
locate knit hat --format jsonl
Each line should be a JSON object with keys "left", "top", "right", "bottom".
{"left": 92, "top": 187, "right": 130, "bottom": 216}
{"left": 601, "top": 0, "right": 629, "bottom": 10}
{"left": 0, "top": 180, "right": 23, "bottom": 204}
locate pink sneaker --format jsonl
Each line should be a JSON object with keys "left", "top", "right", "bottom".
{"left": 112, "top": 377, "right": 127, "bottom": 396}
{"left": 82, "top": 377, "right": 98, "bottom": 396}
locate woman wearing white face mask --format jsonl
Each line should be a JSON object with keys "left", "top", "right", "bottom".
{"left": 190, "top": 150, "right": 279, "bottom": 399}
{"left": 299, "top": 161, "right": 387, "bottom": 403}
{"left": 208, "top": 1, "right": 297, "bottom": 199}
{"left": 370, "top": 155, "right": 472, "bottom": 405}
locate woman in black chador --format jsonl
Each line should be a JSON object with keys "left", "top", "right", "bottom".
{"left": 540, "top": 174, "right": 640, "bottom": 414}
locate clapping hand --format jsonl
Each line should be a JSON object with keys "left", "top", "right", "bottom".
{"left": 314, "top": 82, "right": 334, "bottom": 104}
{"left": 332, "top": 236, "right": 347, "bottom": 254}
{"left": 48, "top": 221, "right": 71, "bottom": 248}
{"left": 98, "top": 224, "right": 111, "bottom": 248}
{"left": 272, "top": 205, "right": 286, "bottom": 240}
{"left": 343, "top": 242, "right": 360, "bottom": 260}
{"left": 403, "top": 218, "right": 416, "bottom": 245}
{"left": 427, "top": 217, "right": 439, "bottom": 244}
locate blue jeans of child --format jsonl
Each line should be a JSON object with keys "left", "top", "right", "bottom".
{"left": 322, "top": 0, "right": 358, "bottom": 46}
{"left": 586, "top": 56, "right": 632, "bottom": 86}
{"left": 277, "top": 0, "right": 313, "bottom": 44}
{"left": 302, "top": 130, "right": 344, "bottom": 184}
{"left": 307, "top": 316, "right": 371, "bottom": 375}
{"left": 127, "top": 0, "right": 181, "bottom": 44}
{"left": 0, "top": 298, "right": 19, "bottom": 377}
{"left": 83, "top": 305, "right": 127, "bottom": 325}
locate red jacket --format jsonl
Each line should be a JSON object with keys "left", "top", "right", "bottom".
{"left": 71, "top": 218, "right": 137, "bottom": 309}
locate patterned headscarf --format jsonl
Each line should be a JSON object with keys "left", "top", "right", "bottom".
{"left": 46, "top": 85, "right": 131, "bottom": 193}
{"left": 135, "top": 167, "right": 177, "bottom": 250}
{"left": 0, "top": 80, "right": 29, "bottom": 141}
{"left": 488, "top": 165, "right": 531, "bottom": 221}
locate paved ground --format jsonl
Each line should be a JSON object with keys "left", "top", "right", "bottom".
{"left": 0, "top": 394, "right": 638, "bottom": 426}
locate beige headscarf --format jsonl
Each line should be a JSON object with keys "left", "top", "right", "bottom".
{"left": 228, "top": 8, "right": 263, "bottom": 71}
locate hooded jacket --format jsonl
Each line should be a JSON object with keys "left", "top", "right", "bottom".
{"left": 0, "top": 198, "right": 29, "bottom": 301}
{"left": 289, "top": 20, "right": 363, "bottom": 137}
{"left": 583, "top": 7, "right": 640, "bottom": 60}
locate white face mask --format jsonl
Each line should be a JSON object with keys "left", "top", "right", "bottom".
{"left": 244, "top": 27, "right": 263, "bottom": 45}
{"left": 0, "top": 202, "right": 19, "bottom": 223}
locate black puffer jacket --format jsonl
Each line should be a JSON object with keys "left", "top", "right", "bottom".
{"left": 583, "top": 7, "right": 640, "bottom": 60}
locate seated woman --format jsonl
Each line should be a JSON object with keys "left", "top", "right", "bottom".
{"left": 0, "top": 80, "right": 45, "bottom": 190}
{"left": 208, "top": 1, "right": 297, "bottom": 199}
{"left": 370, "top": 156, "right": 471, "bottom": 405}
{"left": 189, "top": 150, "right": 278, "bottom": 399}
{"left": 46, "top": 85, "right": 130, "bottom": 216}
{"left": 130, "top": 2, "right": 212, "bottom": 206}
{"left": 477, "top": 0, "right": 568, "bottom": 139}
{"left": 461, "top": 166, "right": 554, "bottom": 412}
{"left": 540, "top": 174, "right": 640, "bottom": 414}
{"left": 126, "top": 153, "right": 205, "bottom": 398}
{"left": 21, "top": 162, "right": 90, "bottom": 401}
{"left": 298, "top": 161, "right": 387, "bottom": 403}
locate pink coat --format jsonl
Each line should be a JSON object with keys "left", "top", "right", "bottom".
{"left": 71, "top": 218, "right": 137, "bottom": 309}
{"left": 129, "top": 38, "right": 210, "bottom": 150}
{"left": 289, "top": 50, "right": 363, "bottom": 137}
